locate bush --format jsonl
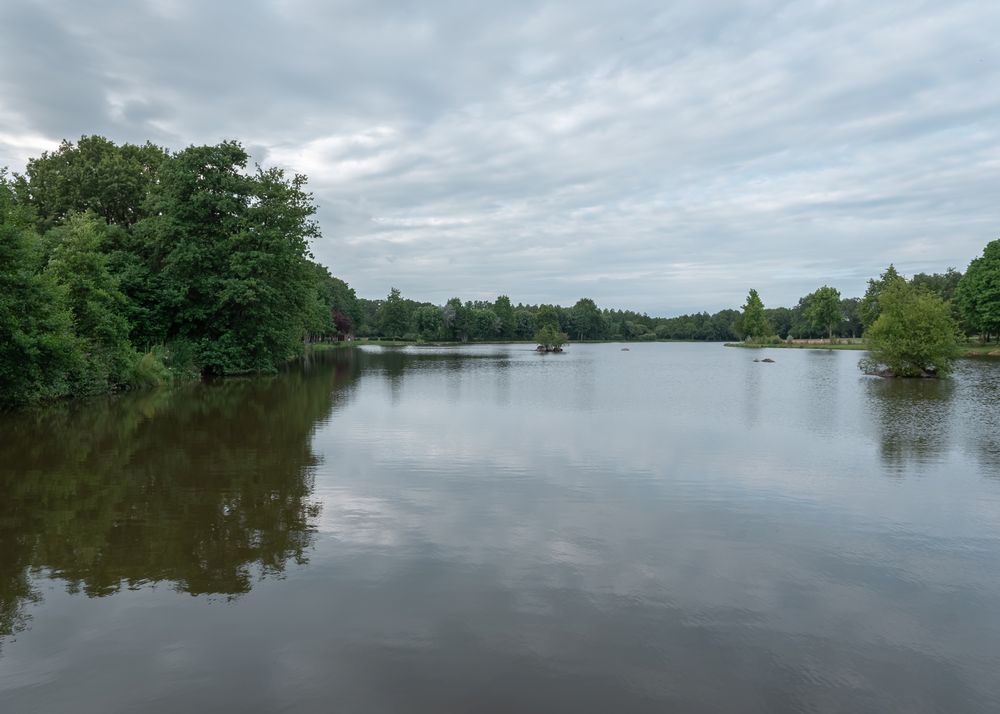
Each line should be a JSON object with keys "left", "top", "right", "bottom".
{"left": 129, "top": 351, "right": 172, "bottom": 389}
{"left": 861, "top": 282, "right": 961, "bottom": 377}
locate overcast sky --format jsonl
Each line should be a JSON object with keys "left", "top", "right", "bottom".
{"left": 1, "top": 0, "right": 998, "bottom": 313}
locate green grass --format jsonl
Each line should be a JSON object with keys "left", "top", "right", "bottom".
{"left": 724, "top": 341, "right": 866, "bottom": 350}
{"left": 725, "top": 340, "right": 1000, "bottom": 357}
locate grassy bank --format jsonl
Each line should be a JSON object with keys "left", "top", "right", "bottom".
{"left": 724, "top": 341, "right": 1000, "bottom": 357}
{"left": 724, "top": 341, "right": 866, "bottom": 350}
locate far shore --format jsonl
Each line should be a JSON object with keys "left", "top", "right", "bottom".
{"left": 724, "top": 341, "right": 1000, "bottom": 358}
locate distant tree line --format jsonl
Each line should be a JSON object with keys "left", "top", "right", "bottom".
{"left": 352, "top": 292, "right": 747, "bottom": 343}
{"left": 351, "top": 258, "right": 986, "bottom": 345}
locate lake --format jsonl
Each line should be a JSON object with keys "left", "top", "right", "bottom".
{"left": 2, "top": 343, "right": 999, "bottom": 713}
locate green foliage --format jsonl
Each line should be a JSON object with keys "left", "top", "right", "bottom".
{"left": 740, "top": 289, "right": 770, "bottom": 342}
{"left": 377, "top": 288, "right": 410, "bottom": 339}
{"left": 570, "top": 297, "right": 604, "bottom": 340}
{"left": 472, "top": 308, "right": 501, "bottom": 340}
{"left": 860, "top": 265, "right": 904, "bottom": 329}
{"left": 493, "top": 295, "right": 515, "bottom": 339}
{"left": 956, "top": 239, "right": 1000, "bottom": 339}
{"left": 533, "top": 324, "right": 567, "bottom": 349}
{"left": 17, "top": 135, "right": 167, "bottom": 231}
{"left": 910, "top": 268, "right": 962, "bottom": 303}
{"left": 129, "top": 350, "right": 172, "bottom": 389}
{"left": 861, "top": 281, "right": 961, "bottom": 377}
{"left": 0, "top": 173, "right": 82, "bottom": 408}
{"left": 535, "top": 304, "right": 560, "bottom": 330}
{"left": 804, "top": 286, "right": 842, "bottom": 340}
{"left": 2, "top": 137, "right": 358, "bottom": 406}
{"left": 44, "top": 213, "right": 137, "bottom": 393}
{"left": 135, "top": 142, "right": 319, "bottom": 373}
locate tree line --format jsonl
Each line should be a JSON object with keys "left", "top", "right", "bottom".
{"left": 3, "top": 135, "right": 999, "bottom": 405}
{"left": 351, "top": 257, "right": 988, "bottom": 346}
{"left": 739, "top": 249, "right": 1000, "bottom": 376}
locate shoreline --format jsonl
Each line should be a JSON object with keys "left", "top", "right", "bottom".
{"left": 723, "top": 342, "right": 1000, "bottom": 358}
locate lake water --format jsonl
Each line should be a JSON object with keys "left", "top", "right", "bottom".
{"left": 2, "top": 343, "right": 1000, "bottom": 713}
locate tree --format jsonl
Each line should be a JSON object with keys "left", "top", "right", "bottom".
{"left": 44, "top": 213, "right": 136, "bottom": 393}
{"left": 911, "top": 268, "right": 962, "bottom": 303}
{"left": 570, "top": 298, "right": 603, "bottom": 340}
{"left": 765, "top": 307, "right": 794, "bottom": 339}
{"left": 377, "top": 288, "right": 409, "bottom": 339}
{"left": 441, "top": 297, "right": 470, "bottom": 341}
{"left": 840, "top": 297, "right": 862, "bottom": 338}
{"left": 861, "top": 281, "right": 961, "bottom": 377}
{"left": 472, "top": 308, "right": 501, "bottom": 340}
{"left": 804, "top": 286, "right": 842, "bottom": 341}
{"left": 493, "top": 295, "right": 515, "bottom": 339}
{"left": 859, "top": 265, "right": 905, "bottom": 329}
{"left": 16, "top": 135, "right": 167, "bottom": 231}
{"left": 0, "top": 171, "right": 82, "bottom": 408}
{"left": 535, "top": 304, "right": 560, "bottom": 330}
{"left": 513, "top": 308, "right": 536, "bottom": 340}
{"left": 956, "top": 239, "right": 1000, "bottom": 341}
{"left": 135, "top": 141, "right": 319, "bottom": 373}
{"left": 740, "top": 289, "right": 770, "bottom": 342}
{"left": 533, "top": 324, "right": 567, "bottom": 351}
{"left": 413, "top": 305, "right": 442, "bottom": 340}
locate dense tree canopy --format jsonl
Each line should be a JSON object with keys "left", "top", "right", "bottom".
{"left": 861, "top": 281, "right": 961, "bottom": 377}
{"left": 1, "top": 136, "right": 360, "bottom": 407}
{"left": 956, "top": 239, "right": 1000, "bottom": 340}
{"left": 804, "top": 286, "right": 843, "bottom": 341}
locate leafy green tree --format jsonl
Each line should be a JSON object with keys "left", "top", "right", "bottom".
{"left": 472, "top": 308, "right": 501, "bottom": 340}
{"left": 570, "top": 297, "right": 603, "bottom": 340}
{"left": 861, "top": 281, "right": 961, "bottom": 377}
{"left": 413, "top": 305, "right": 442, "bottom": 340}
{"left": 804, "top": 286, "right": 842, "bottom": 341}
{"left": 377, "top": 287, "right": 409, "bottom": 339}
{"left": 16, "top": 135, "right": 167, "bottom": 231}
{"left": 513, "top": 308, "right": 536, "bottom": 340}
{"left": 136, "top": 141, "right": 318, "bottom": 373}
{"left": 493, "top": 295, "right": 515, "bottom": 339}
{"left": 840, "top": 297, "right": 863, "bottom": 338}
{"left": 911, "top": 268, "right": 962, "bottom": 303}
{"left": 740, "top": 289, "right": 770, "bottom": 342}
{"left": 765, "top": 306, "right": 794, "bottom": 339}
{"left": 533, "top": 324, "right": 567, "bottom": 350}
{"left": 441, "top": 297, "right": 470, "bottom": 341}
{"left": 535, "top": 304, "right": 560, "bottom": 330}
{"left": 44, "top": 213, "right": 137, "bottom": 392}
{"left": 0, "top": 172, "right": 82, "bottom": 408}
{"left": 860, "top": 265, "right": 905, "bottom": 329}
{"left": 956, "top": 239, "right": 1000, "bottom": 341}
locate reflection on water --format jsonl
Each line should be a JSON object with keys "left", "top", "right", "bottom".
{"left": 2, "top": 344, "right": 1000, "bottom": 714}
{"left": 865, "top": 374, "right": 955, "bottom": 472}
{"left": 0, "top": 349, "right": 360, "bottom": 642}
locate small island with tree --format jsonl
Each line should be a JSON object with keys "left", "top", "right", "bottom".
{"left": 534, "top": 325, "right": 567, "bottom": 353}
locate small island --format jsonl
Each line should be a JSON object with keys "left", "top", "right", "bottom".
{"left": 534, "top": 325, "right": 568, "bottom": 353}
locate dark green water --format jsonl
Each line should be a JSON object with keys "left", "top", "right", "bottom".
{"left": 2, "top": 343, "right": 999, "bottom": 713}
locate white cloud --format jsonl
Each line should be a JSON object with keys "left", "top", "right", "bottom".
{"left": 1, "top": 0, "right": 998, "bottom": 312}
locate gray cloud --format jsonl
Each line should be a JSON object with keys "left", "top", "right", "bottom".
{"left": 1, "top": 0, "right": 998, "bottom": 313}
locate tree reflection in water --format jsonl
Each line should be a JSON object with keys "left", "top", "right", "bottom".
{"left": 0, "top": 348, "right": 361, "bottom": 642}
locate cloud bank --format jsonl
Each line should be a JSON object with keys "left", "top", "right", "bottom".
{"left": 1, "top": 0, "right": 998, "bottom": 312}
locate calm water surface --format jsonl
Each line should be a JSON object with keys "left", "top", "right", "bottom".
{"left": 2, "top": 343, "right": 1000, "bottom": 713}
